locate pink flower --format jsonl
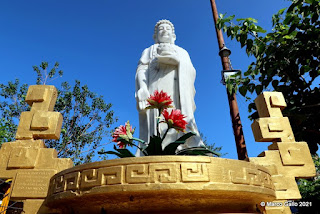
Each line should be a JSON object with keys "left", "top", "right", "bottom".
{"left": 146, "top": 90, "right": 173, "bottom": 112}
{"left": 162, "top": 109, "right": 187, "bottom": 132}
{"left": 112, "top": 121, "right": 134, "bottom": 148}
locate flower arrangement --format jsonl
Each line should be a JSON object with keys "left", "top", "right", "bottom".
{"left": 104, "top": 90, "right": 220, "bottom": 158}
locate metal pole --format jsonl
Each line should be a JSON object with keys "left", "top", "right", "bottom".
{"left": 209, "top": 0, "right": 248, "bottom": 160}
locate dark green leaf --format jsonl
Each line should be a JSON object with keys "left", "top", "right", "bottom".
{"left": 288, "top": 25, "right": 297, "bottom": 35}
{"left": 255, "top": 85, "right": 263, "bottom": 95}
{"left": 239, "top": 86, "right": 248, "bottom": 96}
{"left": 176, "top": 147, "right": 221, "bottom": 157}
{"left": 163, "top": 141, "right": 185, "bottom": 155}
{"left": 114, "top": 146, "right": 135, "bottom": 158}
{"left": 272, "top": 80, "right": 279, "bottom": 88}
{"left": 103, "top": 151, "right": 124, "bottom": 158}
{"left": 143, "top": 135, "right": 163, "bottom": 155}
{"left": 175, "top": 132, "right": 196, "bottom": 142}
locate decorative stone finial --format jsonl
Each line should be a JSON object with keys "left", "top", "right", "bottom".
{"left": 15, "top": 85, "right": 63, "bottom": 140}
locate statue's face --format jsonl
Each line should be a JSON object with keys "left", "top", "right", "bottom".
{"left": 157, "top": 23, "right": 175, "bottom": 43}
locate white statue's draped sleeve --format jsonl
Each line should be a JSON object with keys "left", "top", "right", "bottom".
{"left": 135, "top": 48, "right": 151, "bottom": 111}
{"left": 174, "top": 46, "right": 202, "bottom": 148}
{"left": 135, "top": 47, "right": 152, "bottom": 156}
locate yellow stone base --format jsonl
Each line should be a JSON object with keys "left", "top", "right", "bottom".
{"left": 46, "top": 156, "right": 275, "bottom": 213}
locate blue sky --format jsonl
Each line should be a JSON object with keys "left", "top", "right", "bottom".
{"left": 0, "top": 0, "right": 293, "bottom": 160}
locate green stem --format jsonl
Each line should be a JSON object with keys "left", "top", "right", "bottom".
{"left": 156, "top": 108, "right": 161, "bottom": 137}
{"left": 131, "top": 137, "right": 148, "bottom": 156}
{"left": 129, "top": 141, "right": 148, "bottom": 156}
{"left": 132, "top": 137, "right": 145, "bottom": 144}
{"left": 161, "top": 128, "right": 170, "bottom": 142}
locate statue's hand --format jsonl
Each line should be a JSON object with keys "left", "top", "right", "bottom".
{"left": 138, "top": 100, "right": 148, "bottom": 111}
{"left": 137, "top": 87, "right": 150, "bottom": 111}
{"left": 157, "top": 54, "right": 179, "bottom": 65}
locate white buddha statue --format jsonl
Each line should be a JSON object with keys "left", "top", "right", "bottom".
{"left": 135, "top": 19, "right": 204, "bottom": 155}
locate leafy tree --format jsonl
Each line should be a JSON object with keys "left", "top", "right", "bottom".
{"left": 217, "top": 0, "right": 320, "bottom": 154}
{"left": 0, "top": 79, "right": 28, "bottom": 143}
{"left": 297, "top": 155, "right": 320, "bottom": 213}
{"left": 0, "top": 62, "right": 117, "bottom": 165}
{"left": 200, "top": 132, "right": 227, "bottom": 157}
{"left": 0, "top": 120, "right": 9, "bottom": 144}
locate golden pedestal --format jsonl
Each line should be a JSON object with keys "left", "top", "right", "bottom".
{"left": 46, "top": 156, "right": 275, "bottom": 213}
{"left": 0, "top": 86, "right": 316, "bottom": 214}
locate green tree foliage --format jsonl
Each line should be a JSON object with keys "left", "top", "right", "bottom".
{"left": 217, "top": 0, "right": 320, "bottom": 154}
{"left": 0, "top": 120, "right": 9, "bottom": 144}
{"left": 200, "top": 132, "right": 226, "bottom": 157}
{"left": 0, "top": 79, "right": 28, "bottom": 143}
{"left": 0, "top": 62, "right": 117, "bottom": 165}
{"left": 297, "top": 155, "right": 320, "bottom": 213}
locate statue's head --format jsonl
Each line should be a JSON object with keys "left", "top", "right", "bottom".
{"left": 153, "top": 19, "right": 176, "bottom": 44}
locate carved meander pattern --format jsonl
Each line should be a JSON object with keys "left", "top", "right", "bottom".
{"left": 48, "top": 160, "right": 275, "bottom": 195}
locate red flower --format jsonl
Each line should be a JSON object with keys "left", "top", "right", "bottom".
{"left": 112, "top": 121, "right": 134, "bottom": 148}
{"left": 146, "top": 90, "right": 173, "bottom": 112}
{"left": 162, "top": 109, "right": 187, "bottom": 132}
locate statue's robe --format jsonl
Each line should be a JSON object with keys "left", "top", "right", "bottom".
{"left": 135, "top": 44, "right": 204, "bottom": 156}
